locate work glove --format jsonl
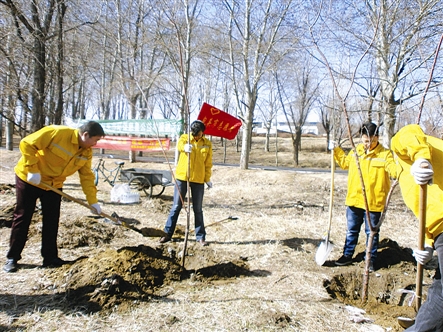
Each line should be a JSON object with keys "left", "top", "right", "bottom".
{"left": 413, "top": 245, "right": 433, "bottom": 265}
{"left": 90, "top": 203, "right": 101, "bottom": 215}
{"left": 27, "top": 172, "right": 41, "bottom": 185}
{"left": 410, "top": 158, "right": 433, "bottom": 185}
{"left": 328, "top": 140, "right": 337, "bottom": 151}
{"left": 206, "top": 181, "right": 213, "bottom": 189}
{"left": 184, "top": 144, "right": 193, "bottom": 153}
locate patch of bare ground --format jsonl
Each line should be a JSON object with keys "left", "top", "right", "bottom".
{"left": 0, "top": 136, "right": 432, "bottom": 331}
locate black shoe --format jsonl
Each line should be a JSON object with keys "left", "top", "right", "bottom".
{"left": 42, "top": 257, "right": 69, "bottom": 268}
{"left": 335, "top": 255, "right": 353, "bottom": 266}
{"left": 369, "top": 261, "right": 375, "bottom": 272}
{"left": 159, "top": 236, "right": 171, "bottom": 244}
{"left": 3, "top": 259, "right": 18, "bottom": 273}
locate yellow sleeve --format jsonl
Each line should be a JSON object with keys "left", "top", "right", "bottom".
{"left": 333, "top": 147, "right": 350, "bottom": 170}
{"left": 385, "top": 150, "right": 397, "bottom": 179}
{"left": 391, "top": 124, "right": 431, "bottom": 162}
{"left": 177, "top": 134, "right": 188, "bottom": 152}
{"left": 204, "top": 140, "right": 213, "bottom": 183}
{"left": 19, "top": 127, "right": 57, "bottom": 173}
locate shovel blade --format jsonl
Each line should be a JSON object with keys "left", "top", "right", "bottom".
{"left": 397, "top": 317, "right": 415, "bottom": 329}
{"left": 315, "top": 240, "right": 333, "bottom": 266}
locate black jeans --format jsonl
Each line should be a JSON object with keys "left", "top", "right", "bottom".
{"left": 405, "top": 232, "right": 443, "bottom": 332}
{"left": 7, "top": 175, "right": 62, "bottom": 261}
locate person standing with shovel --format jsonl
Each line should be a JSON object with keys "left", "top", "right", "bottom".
{"left": 331, "top": 122, "right": 396, "bottom": 272}
{"left": 3, "top": 121, "right": 105, "bottom": 273}
{"left": 391, "top": 124, "right": 443, "bottom": 331}
{"left": 159, "top": 120, "right": 213, "bottom": 246}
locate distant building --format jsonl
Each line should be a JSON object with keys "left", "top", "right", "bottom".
{"left": 252, "top": 121, "right": 320, "bottom": 135}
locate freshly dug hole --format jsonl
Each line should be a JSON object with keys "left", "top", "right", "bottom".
{"left": 323, "top": 239, "right": 434, "bottom": 330}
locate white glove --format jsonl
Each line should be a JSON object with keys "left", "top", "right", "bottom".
{"left": 413, "top": 246, "right": 433, "bottom": 265}
{"left": 410, "top": 158, "right": 433, "bottom": 185}
{"left": 206, "top": 181, "right": 213, "bottom": 189}
{"left": 328, "top": 140, "right": 337, "bottom": 151}
{"left": 184, "top": 144, "right": 193, "bottom": 153}
{"left": 90, "top": 203, "right": 101, "bottom": 215}
{"left": 27, "top": 172, "right": 41, "bottom": 185}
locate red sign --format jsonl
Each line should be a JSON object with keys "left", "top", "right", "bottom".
{"left": 94, "top": 136, "right": 170, "bottom": 151}
{"left": 197, "top": 102, "right": 242, "bottom": 140}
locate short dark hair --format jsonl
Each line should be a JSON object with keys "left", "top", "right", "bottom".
{"left": 79, "top": 121, "right": 105, "bottom": 137}
{"left": 359, "top": 122, "right": 379, "bottom": 137}
{"left": 191, "top": 120, "right": 206, "bottom": 136}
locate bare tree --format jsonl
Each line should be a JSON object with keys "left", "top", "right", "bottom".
{"left": 275, "top": 56, "right": 319, "bottom": 166}
{"left": 325, "top": 0, "right": 443, "bottom": 145}
{"left": 0, "top": 0, "right": 68, "bottom": 132}
{"left": 220, "top": 0, "right": 295, "bottom": 169}
{"left": 156, "top": 0, "right": 202, "bottom": 132}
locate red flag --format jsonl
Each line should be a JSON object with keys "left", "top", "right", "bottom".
{"left": 197, "top": 102, "right": 242, "bottom": 140}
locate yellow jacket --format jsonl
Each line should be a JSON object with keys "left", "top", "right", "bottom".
{"left": 334, "top": 143, "right": 396, "bottom": 212}
{"left": 175, "top": 134, "right": 213, "bottom": 184}
{"left": 14, "top": 125, "right": 98, "bottom": 205}
{"left": 391, "top": 124, "right": 443, "bottom": 246}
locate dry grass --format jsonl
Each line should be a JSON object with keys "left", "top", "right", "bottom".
{"left": 0, "top": 136, "right": 427, "bottom": 331}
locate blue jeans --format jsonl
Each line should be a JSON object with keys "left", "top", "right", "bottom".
{"left": 405, "top": 233, "right": 443, "bottom": 332}
{"left": 164, "top": 179, "right": 206, "bottom": 241}
{"left": 342, "top": 206, "right": 380, "bottom": 261}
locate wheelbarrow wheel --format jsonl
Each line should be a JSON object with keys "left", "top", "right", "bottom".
{"left": 152, "top": 186, "right": 166, "bottom": 198}
{"left": 128, "top": 176, "right": 153, "bottom": 198}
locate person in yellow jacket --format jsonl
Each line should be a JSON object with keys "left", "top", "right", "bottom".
{"left": 3, "top": 121, "right": 105, "bottom": 273}
{"left": 160, "top": 120, "right": 213, "bottom": 246}
{"left": 332, "top": 122, "right": 396, "bottom": 271}
{"left": 391, "top": 124, "right": 443, "bottom": 332}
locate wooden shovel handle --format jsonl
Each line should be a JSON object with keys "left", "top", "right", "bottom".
{"left": 40, "top": 182, "right": 118, "bottom": 223}
{"left": 416, "top": 183, "right": 427, "bottom": 311}
{"left": 326, "top": 149, "right": 335, "bottom": 242}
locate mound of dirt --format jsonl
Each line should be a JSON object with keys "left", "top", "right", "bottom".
{"left": 46, "top": 242, "right": 254, "bottom": 312}
{"left": 0, "top": 204, "right": 15, "bottom": 228}
{"left": 58, "top": 216, "right": 118, "bottom": 248}
{"left": 47, "top": 245, "right": 184, "bottom": 310}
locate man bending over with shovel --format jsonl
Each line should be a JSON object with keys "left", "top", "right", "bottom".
{"left": 4, "top": 121, "right": 105, "bottom": 273}
{"left": 391, "top": 124, "right": 443, "bottom": 331}
{"left": 331, "top": 122, "right": 396, "bottom": 272}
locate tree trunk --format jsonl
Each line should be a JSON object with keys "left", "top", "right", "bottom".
{"left": 31, "top": 33, "right": 46, "bottom": 131}
{"left": 240, "top": 112, "right": 253, "bottom": 169}
{"left": 54, "top": 2, "right": 66, "bottom": 124}
{"left": 129, "top": 95, "right": 138, "bottom": 163}
{"left": 382, "top": 103, "right": 397, "bottom": 148}
{"left": 6, "top": 120, "right": 14, "bottom": 151}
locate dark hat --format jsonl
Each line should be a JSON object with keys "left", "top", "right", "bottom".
{"left": 191, "top": 120, "right": 206, "bottom": 136}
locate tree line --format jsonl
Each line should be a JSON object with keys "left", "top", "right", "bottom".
{"left": 1, "top": 0, "right": 442, "bottom": 167}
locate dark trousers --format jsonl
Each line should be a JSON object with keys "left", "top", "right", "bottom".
{"left": 405, "top": 233, "right": 443, "bottom": 332}
{"left": 7, "top": 175, "right": 62, "bottom": 261}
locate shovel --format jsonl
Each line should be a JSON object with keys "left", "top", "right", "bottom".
{"left": 396, "top": 166, "right": 429, "bottom": 328}
{"left": 205, "top": 216, "right": 238, "bottom": 228}
{"left": 190, "top": 216, "right": 238, "bottom": 232}
{"left": 40, "top": 182, "right": 166, "bottom": 237}
{"left": 315, "top": 147, "right": 335, "bottom": 266}
{"left": 415, "top": 182, "right": 427, "bottom": 310}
